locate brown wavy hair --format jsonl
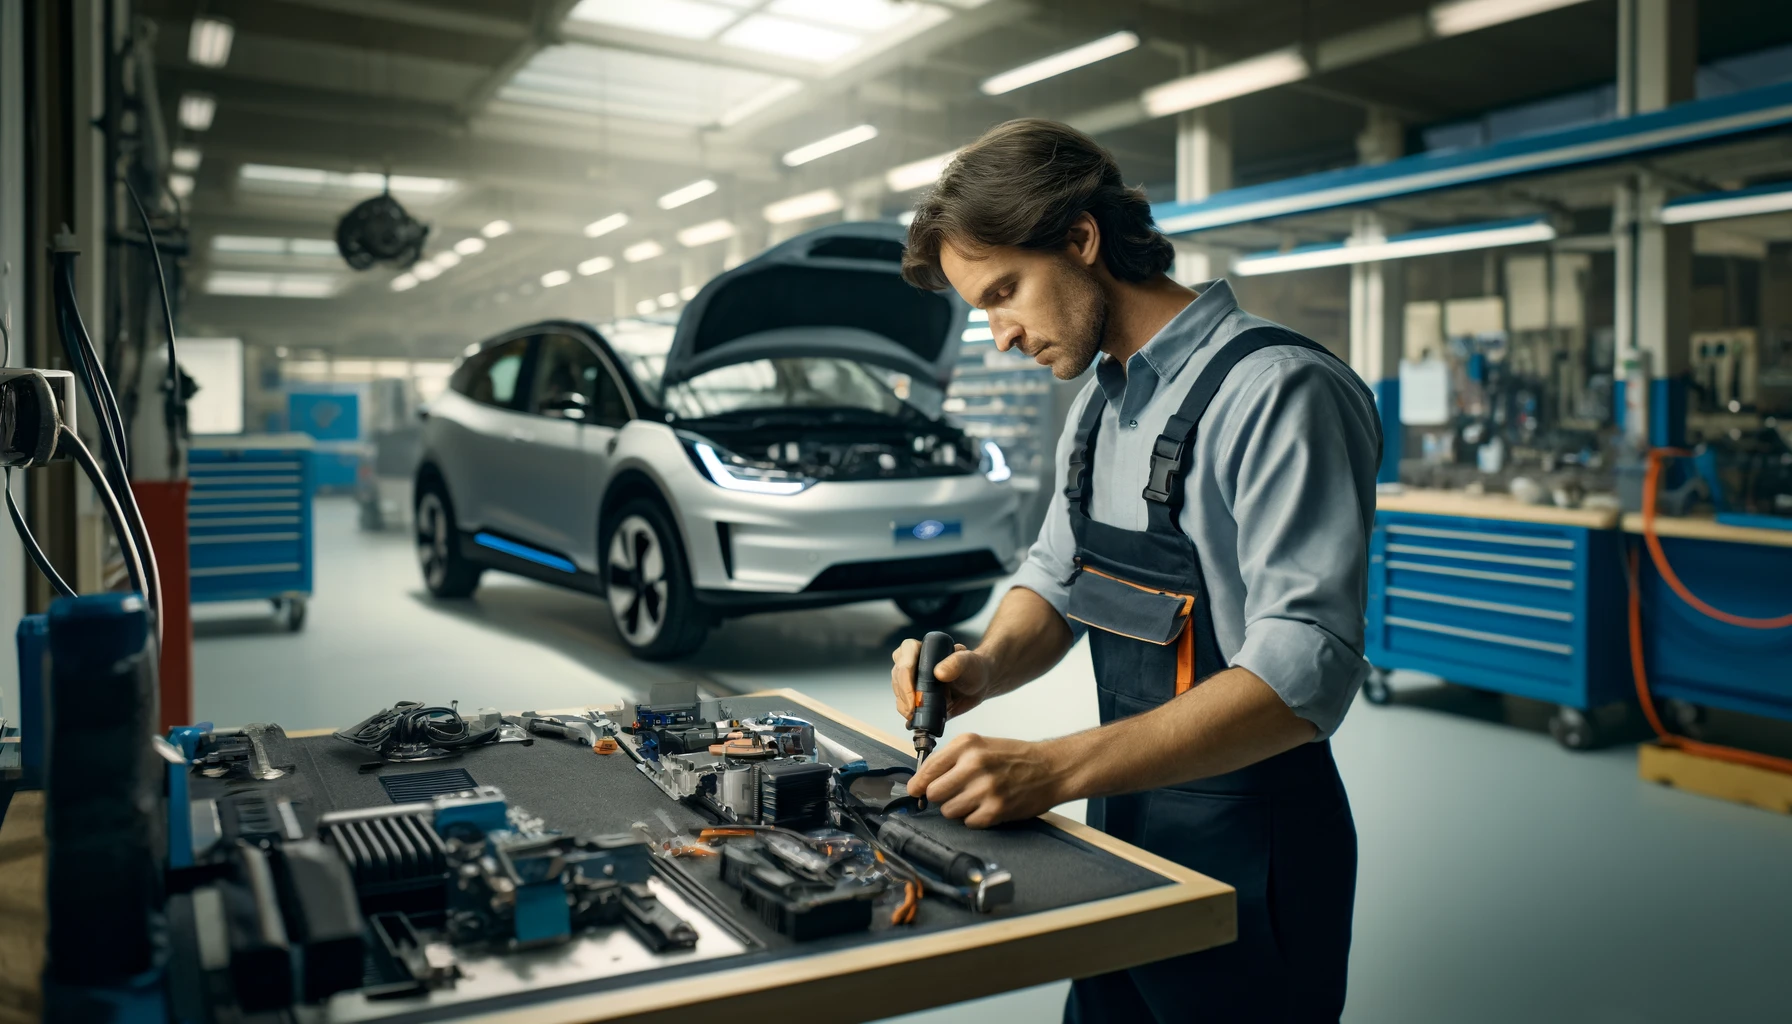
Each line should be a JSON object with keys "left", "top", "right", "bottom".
{"left": 901, "top": 118, "right": 1174, "bottom": 291}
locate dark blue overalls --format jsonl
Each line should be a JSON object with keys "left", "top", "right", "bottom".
{"left": 1062, "top": 326, "right": 1360, "bottom": 1023}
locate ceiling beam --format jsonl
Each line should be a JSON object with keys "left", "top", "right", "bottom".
{"left": 458, "top": 0, "right": 584, "bottom": 117}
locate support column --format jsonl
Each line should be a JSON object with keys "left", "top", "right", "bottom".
{"left": 1614, "top": 0, "right": 1696, "bottom": 447}
{"left": 1171, "top": 49, "right": 1231, "bottom": 285}
{"left": 1348, "top": 109, "right": 1406, "bottom": 483}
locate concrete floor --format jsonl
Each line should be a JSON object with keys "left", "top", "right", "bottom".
{"left": 195, "top": 499, "right": 1792, "bottom": 1022}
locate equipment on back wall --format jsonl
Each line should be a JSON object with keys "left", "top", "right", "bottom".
{"left": 335, "top": 191, "right": 429, "bottom": 271}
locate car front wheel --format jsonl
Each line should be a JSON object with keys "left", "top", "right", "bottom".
{"left": 603, "top": 498, "right": 707, "bottom": 660}
{"left": 415, "top": 482, "right": 482, "bottom": 598}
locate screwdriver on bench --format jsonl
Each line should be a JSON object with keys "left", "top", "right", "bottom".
{"left": 909, "top": 631, "right": 955, "bottom": 774}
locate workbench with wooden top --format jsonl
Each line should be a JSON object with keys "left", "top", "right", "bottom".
{"left": 0, "top": 690, "right": 1236, "bottom": 1024}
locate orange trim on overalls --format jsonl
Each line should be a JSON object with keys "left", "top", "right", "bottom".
{"left": 1069, "top": 565, "right": 1199, "bottom": 696}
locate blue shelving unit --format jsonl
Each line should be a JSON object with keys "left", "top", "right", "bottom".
{"left": 187, "top": 434, "right": 316, "bottom": 630}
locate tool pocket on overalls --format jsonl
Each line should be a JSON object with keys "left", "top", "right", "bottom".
{"left": 1067, "top": 566, "right": 1200, "bottom": 695}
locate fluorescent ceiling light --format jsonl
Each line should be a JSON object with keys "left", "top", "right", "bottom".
{"left": 783, "top": 124, "right": 878, "bottom": 167}
{"left": 635, "top": 298, "right": 658, "bottom": 315}
{"left": 962, "top": 326, "right": 994, "bottom": 343}
{"left": 624, "top": 240, "right": 665, "bottom": 263}
{"left": 390, "top": 274, "right": 419, "bottom": 292}
{"left": 885, "top": 151, "right": 956, "bottom": 192}
{"left": 658, "top": 179, "right": 717, "bottom": 210}
{"left": 431, "top": 251, "right": 462, "bottom": 270}
{"left": 1429, "top": 0, "right": 1591, "bottom": 37}
{"left": 237, "top": 164, "right": 456, "bottom": 199}
{"left": 566, "top": 0, "right": 739, "bottom": 40}
{"left": 542, "top": 269, "right": 573, "bottom": 288}
{"left": 680, "top": 284, "right": 699, "bottom": 300}
{"left": 188, "top": 17, "right": 234, "bottom": 68}
{"left": 897, "top": 209, "right": 917, "bottom": 226}
{"left": 720, "top": 15, "right": 860, "bottom": 62}
{"left": 981, "top": 31, "right": 1139, "bottom": 95}
{"left": 289, "top": 239, "right": 338, "bottom": 256}
{"left": 211, "top": 236, "right": 337, "bottom": 256}
{"left": 578, "top": 256, "right": 615, "bottom": 276}
{"left": 718, "top": 79, "right": 802, "bottom": 127}
{"left": 764, "top": 188, "right": 843, "bottom": 224}
{"left": 169, "top": 174, "right": 195, "bottom": 198}
{"left": 967, "top": 308, "right": 989, "bottom": 322}
{"left": 412, "top": 262, "right": 442, "bottom": 282}
{"left": 584, "top": 212, "right": 629, "bottom": 238}
{"left": 481, "top": 220, "right": 513, "bottom": 238}
{"left": 657, "top": 292, "right": 679, "bottom": 308}
{"left": 1659, "top": 183, "right": 1792, "bottom": 224}
{"left": 1140, "top": 46, "right": 1309, "bottom": 118}
{"left": 1232, "top": 217, "right": 1557, "bottom": 276}
{"left": 178, "top": 93, "right": 216, "bottom": 131}
{"left": 769, "top": 0, "right": 916, "bottom": 32}
{"left": 171, "top": 146, "right": 202, "bottom": 171}
{"left": 204, "top": 272, "right": 339, "bottom": 298}
{"left": 678, "top": 219, "right": 737, "bottom": 247}
{"left": 454, "top": 237, "right": 487, "bottom": 256}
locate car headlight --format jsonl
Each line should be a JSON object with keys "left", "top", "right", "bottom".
{"left": 687, "top": 440, "right": 814, "bottom": 495}
{"left": 980, "top": 440, "right": 1012, "bottom": 483}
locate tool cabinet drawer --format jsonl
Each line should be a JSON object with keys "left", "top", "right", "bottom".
{"left": 187, "top": 442, "right": 315, "bottom": 603}
{"left": 1367, "top": 511, "right": 1626, "bottom": 708}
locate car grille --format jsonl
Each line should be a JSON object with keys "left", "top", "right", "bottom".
{"left": 804, "top": 550, "right": 1004, "bottom": 592}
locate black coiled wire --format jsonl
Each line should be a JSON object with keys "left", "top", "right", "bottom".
{"left": 331, "top": 701, "right": 501, "bottom": 762}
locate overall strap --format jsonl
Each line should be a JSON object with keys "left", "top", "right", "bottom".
{"left": 1063, "top": 390, "right": 1108, "bottom": 547}
{"left": 1143, "top": 326, "right": 1339, "bottom": 534}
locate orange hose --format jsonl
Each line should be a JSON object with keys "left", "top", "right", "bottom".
{"left": 1642, "top": 449, "right": 1792, "bottom": 629}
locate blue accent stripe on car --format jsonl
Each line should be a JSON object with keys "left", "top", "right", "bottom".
{"left": 474, "top": 532, "right": 577, "bottom": 573}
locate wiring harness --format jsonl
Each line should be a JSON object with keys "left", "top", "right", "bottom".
{"left": 332, "top": 701, "right": 503, "bottom": 763}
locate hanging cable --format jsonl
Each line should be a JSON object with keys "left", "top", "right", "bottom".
{"left": 59, "top": 427, "right": 153, "bottom": 629}
{"left": 1641, "top": 448, "right": 1792, "bottom": 629}
{"left": 123, "top": 181, "right": 184, "bottom": 472}
{"left": 5, "top": 470, "right": 76, "bottom": 600}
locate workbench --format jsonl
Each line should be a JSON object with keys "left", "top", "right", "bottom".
{"left": 1365, "top": 490, "right": 1630, "bottom": 745}
{"left": 1621, "top": 514, "right": 1792, "bottom": 724}
{"left": 0, "top": 690, "right": 1234, "bottom": 1024}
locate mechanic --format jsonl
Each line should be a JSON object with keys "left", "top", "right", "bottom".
{"left": 890, "top": 118, "right": 1381, "bottom": 1023}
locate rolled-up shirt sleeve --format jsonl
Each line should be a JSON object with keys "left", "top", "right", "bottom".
{"left": 1006, "top": 385, "right": 1091, "bottom": 641}
{"left": 1212, "top": 355, "right": 1378, "bottom": 739}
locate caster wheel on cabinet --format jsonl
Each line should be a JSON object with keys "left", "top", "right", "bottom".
{"left": 1362, "top": 669, "right": 1394, "bottom": 706}
{"left": 1660, "top": 698, "right": 1706, "bottom": 738}
{"left": 1549, "top": 705, "right": 1600, "bottom": 751}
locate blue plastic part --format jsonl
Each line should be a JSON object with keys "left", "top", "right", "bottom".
{"left": 165, "top": 725, "right": 212, "bottom": 869}
{"left": 42, "top": 964, "right": 167, "bottom": 1024}
{"left": 1648, "top": 376, "right": 1686, "bottom": 449}
{"left": 432, "top": 789, "right": 509, "bottom": 834}
{"left": 512, "top": 880, "right": 572, "bottom": 945}
{"left": 1373, "top": 378, "right": 1401, "bottom": 485}
{"left": 473, "top": 532, "right": 577, "bottom": 573}
{"left": 16, "top": 614, "right": 49, "bottom": 790}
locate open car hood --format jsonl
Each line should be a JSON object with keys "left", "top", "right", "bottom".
{"left": 661, "top": 221, "right": 970, "bottom": 390}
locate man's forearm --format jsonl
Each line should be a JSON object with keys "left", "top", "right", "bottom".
{"left": 976, "top": 586, "right": 1074, "bottom": 698}
{"left": 1049, "top": 667, "right": 1317, "bottom": 800}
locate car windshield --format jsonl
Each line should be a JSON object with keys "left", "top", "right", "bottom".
{"left": 602, "top": 320, "right": 942, "bottom": 421}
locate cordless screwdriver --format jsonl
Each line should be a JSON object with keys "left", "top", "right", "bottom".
{"left": 909, "top": 631, "right": 955, "bottom": 774}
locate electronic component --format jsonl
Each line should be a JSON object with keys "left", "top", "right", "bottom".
{"left": 719, "top": 840, "right": 881, "bottom": 940}
{"left": 333, "top": 700, "right": 503, "bottom": 763}
{"left": 875, "top": 815, "right": 1014, "bottom": 913}
{"left": 758, "top": 761, "right": 831, "bottom": 829}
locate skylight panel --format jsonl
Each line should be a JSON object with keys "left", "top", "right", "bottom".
{"left": 720, "top": 15, "right": 862, "bottom": 62}
{"left": 767, "top": 0, "right": 916, "bottom": 32}
{"left": 566, "top": 0, "right": 740, "bottom": 40}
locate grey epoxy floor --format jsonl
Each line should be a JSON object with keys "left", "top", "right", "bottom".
{"left": 195, "top": 499, "right": 1792, "bottom": 1023}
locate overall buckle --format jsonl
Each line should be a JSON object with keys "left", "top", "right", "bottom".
{"left": 1141, "top": 434, "right": 1184, "bottom": 504}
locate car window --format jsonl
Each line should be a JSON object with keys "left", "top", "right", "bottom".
{"left": 661, "top": 357, "right": 940, "bottom": 420}
{"left": 529, "top": 334, "right": 601, "bottom": 420}
{"left": 591, "top": 366, "right": 630, "bottom": 428}
{"left": 454, "top": 337, "right": 530, "bottom": 410}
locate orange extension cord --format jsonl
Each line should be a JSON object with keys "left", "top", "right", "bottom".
{"left": 1629, "top": 448, "right": 1792, "bottom": 774}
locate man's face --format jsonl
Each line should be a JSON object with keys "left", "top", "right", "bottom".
{"left": 938, "top": 241, "right": 1106, "bottom": 381}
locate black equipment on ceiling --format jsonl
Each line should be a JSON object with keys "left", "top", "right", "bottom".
{"left": 336, "top": 192, "right": 428, "bottom": 271}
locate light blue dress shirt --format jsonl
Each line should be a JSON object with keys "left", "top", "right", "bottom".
{"left": 1008, "top": 280, "right": 1382, "bottom": 739}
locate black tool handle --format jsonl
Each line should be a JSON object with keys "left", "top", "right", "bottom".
{"left": 909, "top": 630, "right": 954, "bottom": 739}
{"left": 878, "top": 815, "right": 984, "bottom": 887}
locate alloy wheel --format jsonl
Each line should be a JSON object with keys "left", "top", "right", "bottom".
{"left": 416, "top": 492, "right": 450, "bottom": 590}
{"left": 607, "top": 514, "right": 668, "bottom": 647}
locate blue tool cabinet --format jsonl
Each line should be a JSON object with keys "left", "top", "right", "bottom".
{"left": 1365, "top": 507, "right": 1629, "bottom": 747}
{"left": 187, "top": 434, "right": 316, "bottom": 631}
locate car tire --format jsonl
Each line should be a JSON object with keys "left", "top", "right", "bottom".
{"left": 602, "top": 497, "right": 708, "bottom": 661}
{"left": 415, "top": 480, "right": 482, "bottom": 598}
{"left": 896, "top": 586, "right": 993, "bottom": 629}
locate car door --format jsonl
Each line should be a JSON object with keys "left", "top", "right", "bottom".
{"left": 450, "top": 334, "right": 537, "bottom": 536}
{"left": 509, "top": 331, "right": 630, "bottom": 567}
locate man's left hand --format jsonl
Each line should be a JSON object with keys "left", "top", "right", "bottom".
{"left": 906, "top": 733, "right": 1069, "bottom": 828}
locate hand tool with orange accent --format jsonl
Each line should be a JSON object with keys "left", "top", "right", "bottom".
{"left": 908, "top": 630, "right": 955, "bottom": 774}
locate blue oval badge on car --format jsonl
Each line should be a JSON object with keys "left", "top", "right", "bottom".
{"left": 896, "top": 520, "right": 961, "bottom": 542}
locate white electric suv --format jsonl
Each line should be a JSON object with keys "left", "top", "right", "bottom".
{"left": 413, "top": 222, "right": 1025, "bottom": 659}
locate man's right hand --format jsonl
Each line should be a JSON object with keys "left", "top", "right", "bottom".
{"left": 891, "top": 638, "right": 992, "bottom": 725}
